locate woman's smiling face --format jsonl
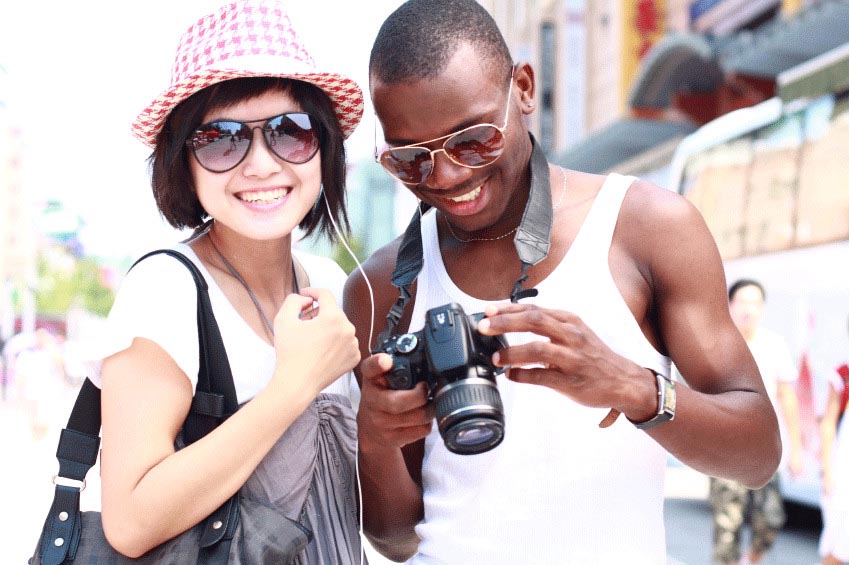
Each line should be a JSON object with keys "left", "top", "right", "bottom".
{"left": 190, "top": 88, "right": 323, "bottom": 242}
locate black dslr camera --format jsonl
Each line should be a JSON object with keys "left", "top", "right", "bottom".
{"left": 375, "top": 302, "right": 508, "bottom": 455}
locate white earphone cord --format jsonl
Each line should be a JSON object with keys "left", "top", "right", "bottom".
{"left": 321, "top": 192, "right": 428, "bottom": 564}
{"left": 321, "top": 188, "right": 374, "bottom": 564}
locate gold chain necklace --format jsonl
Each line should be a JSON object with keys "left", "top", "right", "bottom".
{"left": 444, "top": 166, "right": 568, "bottom": 243}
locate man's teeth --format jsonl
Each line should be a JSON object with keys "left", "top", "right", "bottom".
{"left": 447, "top": 186, "right": 482, "bottom": 203}
{"left": 239, "top": 188, "right": 289, "bottom": 203}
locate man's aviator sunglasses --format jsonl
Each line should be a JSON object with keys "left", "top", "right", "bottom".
{"left": 375, "top": 71, "right": 515, "bottom": 185}
{"left": 188, "top": 112, "right": 320, "bottom": 173}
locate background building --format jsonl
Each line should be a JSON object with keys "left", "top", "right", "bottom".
{"left": 476, "top": 0, "right": 849, "bottom": 189}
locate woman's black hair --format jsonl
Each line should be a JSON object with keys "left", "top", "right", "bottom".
{"left": 149, "top": 77, "right": 349, "bottom": 241}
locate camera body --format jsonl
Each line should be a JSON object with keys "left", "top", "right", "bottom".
{"left": 375, "top": 302, "right": 507, "bottom": 454}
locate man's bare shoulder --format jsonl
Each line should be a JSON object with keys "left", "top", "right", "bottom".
{"left": 615, "top": 176, "right": 725, "bottom": 300}
{"left": 617, "top": 177, "right": 706, "bottom": 244}
{"left": 345, "top": 235, "right": 404, "bottom": 297}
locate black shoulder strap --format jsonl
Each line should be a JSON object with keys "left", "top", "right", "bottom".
{"left": 373, "top": 202, "right": 429, "bottom": 348}
{"left": 37, "top": 249, "right": 239, "bottom": 564}
{"left": 132, "top": 249, "right": 239, "bottom": 442}
{"left": 510, "top": 137, "right": 552, "bottom": 302}
{"left": 375, "top": 134, "right": 556, "bottom": 346}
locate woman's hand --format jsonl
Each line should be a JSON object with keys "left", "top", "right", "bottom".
{"left": 272, "top": 287, "right": 360, "bottom": 396}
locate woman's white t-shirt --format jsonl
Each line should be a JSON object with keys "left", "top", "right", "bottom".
{"left": 86, "top": 244, "right": 355, "bottom": 404}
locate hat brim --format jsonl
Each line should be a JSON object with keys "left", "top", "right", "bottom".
{"left": 131, "top": 67, "right": 364, "bottom": 147}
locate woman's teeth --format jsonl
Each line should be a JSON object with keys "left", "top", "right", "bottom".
{"left": 447, "top": 186, "right": 482, "bottom": 203}
{"left": 238, "top": 188, "right": 289, "bottom": 203}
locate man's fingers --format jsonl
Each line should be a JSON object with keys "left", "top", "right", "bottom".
{"left": 368, "top": 402, "right": 435, "bottom": 428}
{"left": 505, "top": 366, "right": 560, "bottom": 387}
{"left": 480, "top": 307, "right": 580, "bottom": 338}
{"left": 360, "top": 353, "right": 394, "bottom": 382}
{"left": 493, "top": 341, "right": 562, "bottom": 369}
{"left": 367, "top": 385, "right": 431, "bottom": 414}
{"left": 370, "top": 423, "right": 432, "bottom": 449}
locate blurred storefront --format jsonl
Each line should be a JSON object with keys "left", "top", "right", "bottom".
{"left": 481, "top": 0, "right": 691, "bottom": 159}
{"left": 483, "top": 0, "right": 849, "bottom": 187}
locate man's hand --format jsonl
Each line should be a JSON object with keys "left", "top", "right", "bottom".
{"left": 477, "top": 302, "right": 657, "bottom": 423}
{"left": 357, "top": 353, "right": 434, "bottom": 453}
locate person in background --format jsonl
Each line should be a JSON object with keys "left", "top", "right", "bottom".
{"left": 343, "top": 1, "right": 781, "bottom": 562}
{"left": 90, "top": 0, "right": 364, "bottom": 560}
{"left": 818, "top": 315, "right": 849, "bottom": 565}
{"left": 709, "top": 278, "right": 804, "bottom": 565}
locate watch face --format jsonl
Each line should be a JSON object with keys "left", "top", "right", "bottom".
{"left": 662, "top": 380, "right": 676, "bottom": 414}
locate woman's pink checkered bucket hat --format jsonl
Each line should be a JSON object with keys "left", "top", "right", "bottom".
{"left": 131, "top": 0, "right": 364, "bottom": 146}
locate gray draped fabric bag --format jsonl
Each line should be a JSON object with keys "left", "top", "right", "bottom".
{"left": 32, "top": 493, "right": 311, "bottom": 564}
{"left": 29, "top": 250, "right": 312, "bottom": 565}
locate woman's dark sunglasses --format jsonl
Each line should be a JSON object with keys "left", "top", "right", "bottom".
{"left": 375, "top": 72, "right": 514, "bottom": 185}
{"left": 188, "top": 112, "right": 320, "bottom": 173}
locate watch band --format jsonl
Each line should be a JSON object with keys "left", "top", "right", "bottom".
{"left": 628, "top": 369, "right": 676, "bottom": 430}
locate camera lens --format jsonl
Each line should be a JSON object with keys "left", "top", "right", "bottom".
{"left": 452, "top": 420, "right": 499, "bottom": 446}
{"left": 435, "top": 377, "right": 505, "bottom": 455}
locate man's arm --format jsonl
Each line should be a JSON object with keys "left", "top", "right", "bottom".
{"left": 819, "top": 383, "right": 841, "bottom": 496}
{"left": 478, "top": 180, "right": 781, "bottom": 488}
{"left": 777, "top": 381, "right": 804, "bottom": 477}
{"left": 343, "top": 242, "right": 430, "bottom": 561}
{"left": 647, "top": 185, "right": 781, "bottom": 486}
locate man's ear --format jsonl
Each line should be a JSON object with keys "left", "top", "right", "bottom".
{"left": 513, "top": 62, "right": 536, "bottom": 115}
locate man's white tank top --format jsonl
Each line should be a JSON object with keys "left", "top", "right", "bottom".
{"left": 407, "top": 173, "right": 671, "bottom": 564}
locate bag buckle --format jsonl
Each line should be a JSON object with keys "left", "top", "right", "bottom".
{"left": 53, "top": 475, "right": 87, "bottom": 491}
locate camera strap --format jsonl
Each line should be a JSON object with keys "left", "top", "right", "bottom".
{"left": 376, "top": 134, "right": 555, "bottom": 347}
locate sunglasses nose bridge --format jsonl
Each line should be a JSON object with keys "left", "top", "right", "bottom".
{"left": 249, "top": 124, "right": 267, "bottom": 144}
{"left": 240, "top": 124, "right": 284, "bottom": 173}
{"left": 407, "top": 147, "right": 451, "bottom": 185}
{"left": 420, "top": 147, "right": 478, "bottom": 190}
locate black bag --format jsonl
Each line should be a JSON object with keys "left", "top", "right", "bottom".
{"left": 30, "top": 250, "right": 312, "bottom": 564}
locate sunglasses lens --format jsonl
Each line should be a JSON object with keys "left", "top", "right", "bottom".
{"left": 265, "top": 113, "right": 320, "bottom": 164}
{"left": 191, "top": 121, "right": 250, "bottom": 172}
{"left": 190, "top": 113, "right": 320, "bottom": 172}
{"left": 380, "top": 147, "right": 434, "bottom": 184}
{"left": 444, "top": 125, "right": 505, "bottom": 167}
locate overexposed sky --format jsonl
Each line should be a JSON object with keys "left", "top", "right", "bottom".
{"left": 1, "top": 0, "right": 404, "bottom": 260}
